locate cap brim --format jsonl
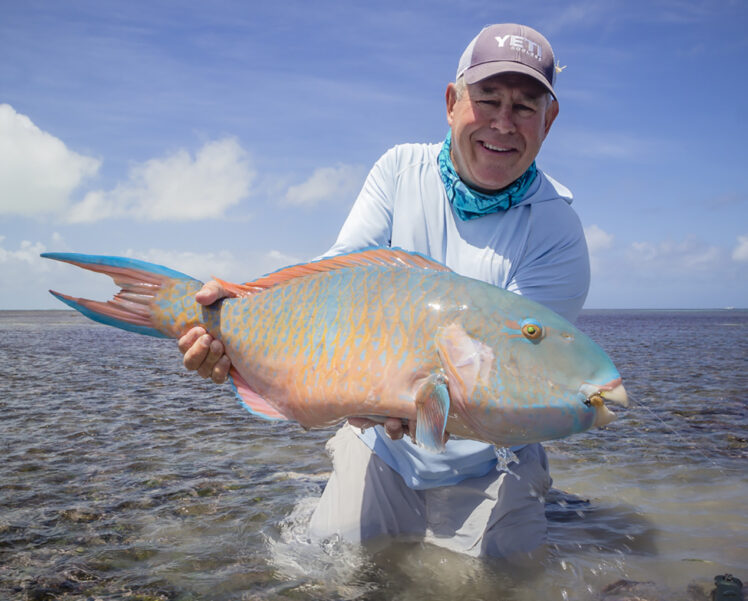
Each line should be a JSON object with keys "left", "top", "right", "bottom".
{"left": 463, "top": 61, "right": 556, "bottom": 99}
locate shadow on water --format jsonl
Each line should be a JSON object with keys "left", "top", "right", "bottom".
{"left": 545, "top": 489, "right": 658, "bottom": 557}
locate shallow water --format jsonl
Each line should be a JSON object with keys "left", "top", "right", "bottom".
{"left": 0, "top": 309, "right": 746, "bottom": 600}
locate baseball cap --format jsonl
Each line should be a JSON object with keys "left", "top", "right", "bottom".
{"left": 456, "top": 24, "right": 557, "bottom": 98}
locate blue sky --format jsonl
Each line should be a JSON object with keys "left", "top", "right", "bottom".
{"left": 1, "top": 0, "right": 746, "bottom": 309}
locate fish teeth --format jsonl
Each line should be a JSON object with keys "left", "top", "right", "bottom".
{"left": 601, "top": 383, "right": 628, "bottom": 407}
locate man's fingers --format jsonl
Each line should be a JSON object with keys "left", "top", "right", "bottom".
{"left": 178, "top": 326, "right": 206, "bottom": 354}
{"left": 195, "top": 280, "right": 228, "bottom": 306}
{"left": 348, "top": 417, "right": 410, "bottom": 440}
{"left": 179, "top": 328, "right": 230, "bottom": 383}
{"left": 196, "top": 338, "right": 225, "bottom": 378}
{"left": 383, "top": 418, "right": 405, "bottom": 440}
{"left": 211, "top": 355, "right": 232, "bottom": 384}
{"left": 177, "top": 284, "right": 233, "bottom": 383}
{"left": 348, "top": 417, "right": 375, "bottom": 430}
{"left": 182, "top": 333, "right": 212, "bottom": 371}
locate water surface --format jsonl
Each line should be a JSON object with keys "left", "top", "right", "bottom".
{"left": 1, "top": 310, "right": 746, "bottom": 600}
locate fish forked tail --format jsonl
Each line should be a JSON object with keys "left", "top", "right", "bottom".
{"left": 41, "top": 253, "right": 204, "bottom": 339}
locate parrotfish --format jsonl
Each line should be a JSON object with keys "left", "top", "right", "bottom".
{"left": 42, "top": 248, "right": 627, "bottom": 451}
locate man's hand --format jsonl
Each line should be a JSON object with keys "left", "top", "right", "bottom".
{"left": 347, "top": 417, "right": 450, "bottom": 444}
{"left": 348, "top": 417, "right": 410, "bottom": 440}
{"left": 177, "top": 280, "right": 232, "bottom": 384}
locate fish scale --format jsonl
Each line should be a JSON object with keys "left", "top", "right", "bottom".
{"left": 221, "top": 267, "right": 443, "bottom": 427}
{"left": 42, "top": 247, "right": 628, "bottom": 452}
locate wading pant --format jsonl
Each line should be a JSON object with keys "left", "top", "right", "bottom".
{"left": 308, "top": 425, "right": 551, "bottom": 558}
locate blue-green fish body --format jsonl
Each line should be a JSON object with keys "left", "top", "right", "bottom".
{"left": 42, "top": 248, "right": 627, "bottom": 451}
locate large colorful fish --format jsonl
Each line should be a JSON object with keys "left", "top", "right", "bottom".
{"left": 42, "top": 248, "right": 627, "bottom": 451}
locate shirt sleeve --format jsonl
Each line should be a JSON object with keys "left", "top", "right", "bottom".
{"left": 506, "top": 200, "right": 591, "bottom": 323}
{"left": 322, "top": 149, "right": 396, "bottom": 257}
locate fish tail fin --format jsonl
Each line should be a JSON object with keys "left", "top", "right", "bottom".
{"left": 42, "top": 252, "right": 205, "bottom": 338}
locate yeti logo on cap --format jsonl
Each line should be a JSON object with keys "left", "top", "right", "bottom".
{"left": 456, "top": 24, "right": 557, "bottom": 98}
{"left": 495, "top": 34, "right": 543, "bottom": 61}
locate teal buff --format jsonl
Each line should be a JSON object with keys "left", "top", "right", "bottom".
{"left": 437, "top": 131, "right": 537, "bottom": 221}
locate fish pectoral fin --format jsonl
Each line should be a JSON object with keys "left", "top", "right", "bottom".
{"left": 435, "top": 323, "right": 494, "bottom": 402}
{"left": 414, "top": 373, "right": 450, "bottom": 453}
{"left": 229, "top": 367, "right": 289, "bottom": 421}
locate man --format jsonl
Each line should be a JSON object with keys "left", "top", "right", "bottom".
{"left": 179, "top": 23, "right": 590, "bottom": 559}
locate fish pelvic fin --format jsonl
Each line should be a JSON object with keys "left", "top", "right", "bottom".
{"left": 42, "top": 252, "right": 204, "bottom": 338}
{"left": 229, "top": 367, "right": 289, "bottom": 421}
{"left": 210, "top": 247, "right": 451, "bottom": 296}
{"left": 414, "top": 372, "right": 451, "bottom": 453}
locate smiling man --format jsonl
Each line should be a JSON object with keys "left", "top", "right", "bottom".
{"left": 447, "top": 72, "right": 557, "bottom": 193}
{"left": 179, "top": 23, "right": 589, "bottom": 560}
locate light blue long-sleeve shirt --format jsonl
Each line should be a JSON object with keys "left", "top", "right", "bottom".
{"left": 324, "top": 142, "right": 590, "bottom": 489}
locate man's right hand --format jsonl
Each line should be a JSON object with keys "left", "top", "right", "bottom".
{"left": 177, "top": 280, "right": 232, "bottom": 384}
{"left": 348, "top": 417, "right": 409, "bottom": 440}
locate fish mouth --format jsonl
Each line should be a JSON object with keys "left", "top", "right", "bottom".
{"left": 598, "top": 378, "right": 628, "bottom": 407}
{"left": 580, "top": 378, "right": 628, "bottom": 428}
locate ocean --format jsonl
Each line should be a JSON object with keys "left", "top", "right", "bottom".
{"left": 1, "top": 309, "right": 746, "bottom": 600}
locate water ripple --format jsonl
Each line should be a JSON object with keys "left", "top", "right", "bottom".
{"left": 0, "top": 309, "right": 746, "bottom": 600}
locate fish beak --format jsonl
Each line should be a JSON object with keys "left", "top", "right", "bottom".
{"left": 600, "top": 381, "right": 628, "bottom": 407}
{"left": 581, "top": 379, "right": 628, "bottom": 428}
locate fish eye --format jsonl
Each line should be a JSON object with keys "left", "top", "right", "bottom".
{"left": 520, "top": 319, "right": 543, "bottom": 341}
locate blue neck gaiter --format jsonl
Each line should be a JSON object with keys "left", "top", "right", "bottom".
{"left": 437, "top": 131, "right": 537, "bottom": 221}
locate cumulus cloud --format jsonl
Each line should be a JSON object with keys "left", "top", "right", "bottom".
{"left": 583, "top": 224, "right": 615, "bottom": 275}
{"left": 0, "top": 105, "right": 255, "bottom": 223}
{"left": 732, "top": 235, "right": 748, "bottom": 262}
{"left": 123, "top": 247, "right": 301, "bottom": 284}
{"left": 68, "top": 137, "right": 255, "bottom": 223}
{"left": 584, "top": 224, "right": 614, "bottom": 253}
{"left": 0, "top": 235, "right": 47, "bottom": 264}
{"left": 0, "top": 235, "right": 103, "bottom": 309}
{"left": 0, "top": 232, "right": 304, "bottom": 309}
{"left": 284, "top": 163, "right": 366, "bottom": 207}
{"left": 626, "top": 238, "right": 723, "bottom": 273}
{"left": 122, "top": 248, "right": 244, "bottom": 282}
{"left": 0, "top": 104, "right": 100, "bottom": 216}
{"left": 581, "top": 230, "right": 748, "bottom": 308}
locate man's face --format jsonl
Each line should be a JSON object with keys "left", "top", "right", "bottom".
{"left": 446, "top": 73, "right": 559, "bottom": 192}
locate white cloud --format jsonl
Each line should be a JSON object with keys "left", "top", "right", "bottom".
{"left": 625, "top": 238, "right": 723, "bottom": 273}
{"left": 68, "top": 137, "right": 255, "bottom": 223}
{"left": 123, "top": 247, "right": 301, "bottom": 284}
{"left": 583, "top": 232, "right": 748, "bottom": 308}
{"left": 0, "top": 235, "right": 47, "bottom": 264}
{"left": 284, "top": 164, "right": 366, "bottom": 207}
{"left": 0, "top": 235, "right": 117, "bottom": 309}
{"left": 123, "top": 248, "right": 243, "bottom": 282}
{"left": 0, "top": 104, "right": 100, "bottom": 216}
{"left": 584, "top": 224, "right": 614, "bottom": 253}
{"left": 0, "top": 234, "right": 305, "bottom": 309}
{"left": 584, "top": 224, "right": 615, "bottom": 275}
{"left": 732, "top": 235, "right": 748, "bottom": 262}
{"left": 264, "top": 249, "right": 302, "bottom": 268}
{"left": 0, "top": 105, "right": 255, "bottom": 223}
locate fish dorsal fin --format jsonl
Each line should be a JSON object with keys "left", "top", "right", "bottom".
{"left": 213, "top": 247, "right": 451, "bottom": 297}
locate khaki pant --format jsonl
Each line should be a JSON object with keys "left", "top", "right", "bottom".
{"left": 309, "top": 425, "right": 551, "bottom": 558}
